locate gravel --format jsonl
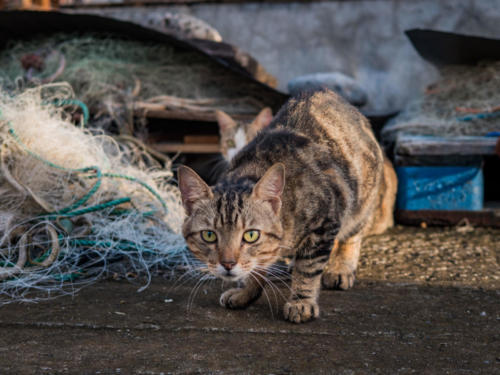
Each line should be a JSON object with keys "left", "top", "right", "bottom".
{"left": 360, "top": 225, "right": 500, "bottom": 288}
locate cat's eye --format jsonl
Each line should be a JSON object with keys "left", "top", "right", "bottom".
{"left": 201, "top": 230, "right": 217, "bottom": 243}
{"left": 242, "top": 230, "right": 260, "bottom": 243}
{"left": 226, "top": 140, "right": 236, "bottom": 148}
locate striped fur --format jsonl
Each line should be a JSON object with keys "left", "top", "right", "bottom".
{"left": 178, "top": 90, "right": 396, "bottom": 323}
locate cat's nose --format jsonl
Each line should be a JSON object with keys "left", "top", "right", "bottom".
{"left": 220, "top": 261, "right": 236, "bottom": 271}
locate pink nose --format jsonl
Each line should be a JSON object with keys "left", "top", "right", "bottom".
{"left": 220, "top": 261, "right": 236, "bottom": 271}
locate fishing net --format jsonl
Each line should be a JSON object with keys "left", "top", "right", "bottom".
{"left": 0, "top": 83, "right": 193, "bottom": 305}
{"left": 382, "top": 61, "right": 500, "bottom": 145}
{"left": 0, "top": 33, "right": 266, "bottom": 134}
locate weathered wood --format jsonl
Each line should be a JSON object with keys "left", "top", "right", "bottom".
{"left": 396, "top": 209, "right": 500, "bottom": 228}
{"left": 395, "top": 134, "right": 498, "bottom": 156}
{"left": 189, "top": 39, "right": 278, "bottom": 88}
{"left": 151, "top": 142, "right": 221, "bottom": 153}
{"left": 59, "top": 0, "right": 337, "bottom": 8}
{"left": 137, "top": 108, "right": 254, "bottom": 122}
{"left": 394, "top": 155, "right": 483, "bottom": 167}
{"left": 184, "top": 135, "right": 219, "bottom": 144}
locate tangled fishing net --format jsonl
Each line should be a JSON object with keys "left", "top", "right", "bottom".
{"left": 383, "top": 61, "right": 500, "bottom": 145}
{"left": 0, "top": 83, "right": 192, "bottom": 305}
{"left": 0, "top": 33, "right": 266, "bottom": 134}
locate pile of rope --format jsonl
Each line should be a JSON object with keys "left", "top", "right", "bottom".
{"left": 382, "top": 61, "right": 500, "bottom": 145}
{"left": 0, "top": 83, "right": 191, "bottom": 305}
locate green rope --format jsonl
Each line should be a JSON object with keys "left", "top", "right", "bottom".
{"left": 0, "top": 99, "right": 176, "bottom": 283}
{"left": 41, "top": 98, "right": 90, "bottom": 127}
{"left": 101, "top": 173, "right": 167, "bottom": 212}
{"left": 51, "top": 99, "right": 90, "bottom": 126}
{"left": 1, "top": 109, "right": 168, "bottom": 213}
{"left": 45, "top": 197, "right": 131, "bottom": 220}
{"left": 54, "top": 168, "right": 103, "bottom": 215}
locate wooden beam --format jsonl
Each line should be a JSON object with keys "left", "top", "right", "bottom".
{"left": 395, "top": 209, "right": 500, "bottom": 228}
{"left": 40, "top": 0, "right": 51, "bottom": 9}
{"left": 138, "top": 108, "right": 254, "bottom": 122}
{"left": 395, "top": 135, "right": 498, "bottom": 156}
{"left": 184, "top": 135, "right": 219, "bottom": 144}
{"left": 150, "top": 142, "right": 221, "bottom": 153}
{"left": 59, "top": 0, "right": 348, "bottom": 8}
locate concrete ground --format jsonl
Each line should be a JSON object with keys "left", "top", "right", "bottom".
{"left": 0, "top": 226, "right": 499, "bottom": 374}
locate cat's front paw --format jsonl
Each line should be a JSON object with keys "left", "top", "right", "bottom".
{"left": 283, "top": 299, "right": 319, "bottom": 323}
{"left": 219, "top": 288, "right": 256, "bottom": 309}
{"left": 322, "top": 264, "right": 356, "bottom": 290}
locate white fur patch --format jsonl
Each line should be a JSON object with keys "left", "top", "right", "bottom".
{"left": 216, "top": 263, "right": 245, "bottom": 281}
{"left": 227, "top": 127, "right": 247, "bottom": 161}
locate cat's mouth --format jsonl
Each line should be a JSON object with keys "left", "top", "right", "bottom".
{"left": 215, "top": 263, "right": 246, "bottom": 282}
{"left": 221, "top": 271, "right": 237, "bottom": 280}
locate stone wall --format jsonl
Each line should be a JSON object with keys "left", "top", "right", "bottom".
{"left": 69, "top": 0, "right": 500, "bottom": 113}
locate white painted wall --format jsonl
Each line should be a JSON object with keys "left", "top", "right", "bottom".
{"left": 70, "top": 0, "right": 500, "bottom": 113}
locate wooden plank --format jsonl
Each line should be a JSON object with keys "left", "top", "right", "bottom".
{"left": 151, "top": 142, "right": 221, "bottom": 153}
{"left": 59, "top": 0, "right": 341, "bottom": 8}
{"left": 138, "top": 109, "right": 254, "bottom": 123}
{"left": 184, "top": 135, "right": 219, "bottom": 144}
{"left": 394, "top": 155, "right": 483, "bottom": 167}
{"left": 395, "top": 209, "right": 500, "bottom": 228}
{"left": 40, "top": 0, "right": 51, "bottom": 9}
{"left": 395, "top": 134, "right": 498, "bottom": 156}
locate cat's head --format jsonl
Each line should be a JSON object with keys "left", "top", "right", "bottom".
{"left": 178, "top": 163, "right": 285, "bottom": 281}
{"left": 215, "top": 108, "right": 273, "bottom": 161}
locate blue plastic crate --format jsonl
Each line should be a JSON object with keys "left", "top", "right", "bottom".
{"left": 396, "top": 166, "right": 484, "bottom": 211}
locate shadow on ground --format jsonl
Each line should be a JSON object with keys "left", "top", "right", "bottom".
{"left": 0, "top": 277, "right": 498, "bottom": 374}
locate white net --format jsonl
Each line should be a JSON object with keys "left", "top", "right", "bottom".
{"left": 382, "top": 61, "right": 500, "bottom": 146}
{"left": 0, "top": 83, "right": 193, "bottom": 305}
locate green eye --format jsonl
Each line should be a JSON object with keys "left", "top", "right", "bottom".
{"left": 201, "top": 230, "right": 217, "bottom": 243}
{"left": 243, "top": 230, "right": 260, "bottom": 243}
{"left": 226, "top": 140, "right": 235, "bottom": 148}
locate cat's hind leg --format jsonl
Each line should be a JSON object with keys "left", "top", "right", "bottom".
{"left": 322, "top": 234, "right": 361, "bottom": 290}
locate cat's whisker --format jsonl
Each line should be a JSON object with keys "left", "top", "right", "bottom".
{"left": 251, "top": 267, "right": 289, "bottom": 302}
{"left": 187, "top": 273, "right": 211, "bottom": 314}
{"left": 265, "top": 263, "right": 291, "bottom": 276}
{"left": 169, "top": 264, "right": 211, "bottom": 292}
{"left": 172, "top": 271, "right": 210, "bottom": 294}
{"left": 255, "top": 263, "right": 290, "bottom": 282}
{"left": 250, "top": 269, "right": 279, "bottom": 307}
{"left": 253, "top": 265, "right": 293, "bottom": 296}
{"left": 187, "top": 276, "right": 211, "bottom": 314}
{"left": 186, "top": 275, "right": 205, "bottom": 313}
{"left": 248, "top": 271, "right": 276, "bottom": 319}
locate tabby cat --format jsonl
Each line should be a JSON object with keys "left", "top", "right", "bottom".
{"left": 178, "top": 90, "right": 396, "bottom": 323}
{"left": 215, "top": 107, "right": 273, "bottom": 161}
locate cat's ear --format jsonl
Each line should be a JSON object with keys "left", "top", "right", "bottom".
{"left": 250, "top": 107, "right": 273, "bottom": 132}
{"left": 178, "top": 166, "right": 213, "bottom": 215}
{"left": 215, "top": 110, "right": 237, "bottom": 133}
{"left": 252, "top": 163, "right": 285, "bottom": 214}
